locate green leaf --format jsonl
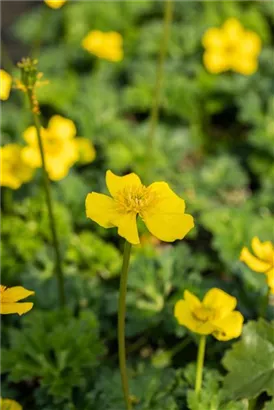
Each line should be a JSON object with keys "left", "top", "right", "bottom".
{"left": 222, "top": 319, "right": 274, "bottom": 400}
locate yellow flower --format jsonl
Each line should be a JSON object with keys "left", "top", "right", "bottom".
{"left": 75, "top": 137, "right": 96, "bottom": 165}
{"left": 0, "top": 285, "right": 34, "bottom": 316}
{"left": 0, "top": 69, "right": 12, "bottom": 101}
{"left": 0, "top": 144, "right": 35, "bottom": 189}
{"left": 86, "top": 170, "right": 194, "bottom": 245}
{"left": 202, "top": 18, "right": 261, "bottom": 75}
{"left": 82, "top": 31, "right": 123, "bottom": 62}
{"left": 240, "top": 237, "right": 274, "bottom": 294}
{"left": 0, "top": 398, "right": 22, "bottom": 410}
{"left": 22, "top": 115, "right": 79, "bottom": 181}
{"left": 174, "top": 288, "right": 244, "bottom": 341}
{"left": 44, "top": 0, "right": 66, "bottom": 9}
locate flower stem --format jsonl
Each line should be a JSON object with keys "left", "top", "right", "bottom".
{"left": 148, "top": 0, "right": 173, "bottom": 153}
{"left": 26, "top": 91, "right": 66, "bottom": 307}
{"left": 195, "top": 335, "right": 206, "bottom": 394}
{"left": 118, "top": 240, "right": 132, "bottom": 410}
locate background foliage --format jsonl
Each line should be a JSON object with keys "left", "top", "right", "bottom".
{"left": 1, "top": 1, "right": 274, "bottom": 409}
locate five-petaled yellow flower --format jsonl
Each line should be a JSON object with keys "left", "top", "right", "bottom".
{"left": 0, "top": 144, "right": 35, "bottom": 189}
{"left": 82, "top": 31, "right": 123, "bottom": 62}
{"left": 86, "top": 170, "right": 194, "bottom": 245}
{"left": 0, "top": 69, "right": 12, "bottom": 101}
{"left": 202, "top": 18, "right": 261, "bottom": 75}
{"left": 240, "top": 237, "right": 274, "bottom": 294}
{"left": 75, "top": 137, "right": 96, "bottom": 165}
{"left": 174, "top": 288, "right": 243, "bottom": 341}
{"left": 44, "top": 0, "right": 66, "bottom": 9}
{"left": 0, "top": 398, "right": 22, "bottom": 410}
{"left": 22, "top": 115, "right": 79, "bottom": 181}
{"left": 0, "top": 285, "right": 34, "bottom": 316}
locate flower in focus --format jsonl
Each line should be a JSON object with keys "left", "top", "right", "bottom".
{"left": 202, "top": 18, "right": 261, "bottom": 75}
{"left": 174, "top": 288, "right": 243, "bottom": 341}
{"left": 0, "top": 69, "right": 12, "bottom": 101}
{"left": 22, "top": 115, "right": 79, "bottom": 181}
{"left": 82, "top": 30, "right": 123, "bottom": 62}
{"left": 0, "top": 144, "right": 35, "bottom": 189}
{"left": 75, "top": 137, "right": 96, "bottom": 165}
{"left": 0, "top": 285, "right": 34, "bottom": 316}
{"left": 240, "top": 237, "right": 274, "bottom": 294}
{"left": 44, "top": 0, "right": 66, "bottom": 8}
{"left": 86, "top": 170, "right": 194, "bottom": 245}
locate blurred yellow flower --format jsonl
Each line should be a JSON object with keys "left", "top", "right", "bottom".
{"left": 82, "top": 30, "right": 123, "bottom": 62}
{"left": 174, "top": 288, "right": 243, "bottom": 341}
{"left": 0, "top": 285, "right": 34, "bottom": 316}
{"left": 202, "top": 18, "right": 261, "bottom": 75}
{"left": 44, "top": 0, "right": 66, "bottom": 9}
{"left": 0, "top": 398, "right": 22, "bottom": 410}
{"left": 0, "top": 144, "right": 35, "bottom": 189}
{"left": 240, "top": 237, "right": 274, "bottom": 294}
{"left": 0, "top": 69, "right": 12, "bottom": 101}
{"left": 75, "top": 137, "right": 96, "bottom": 165}
{"left": 22, "top": 115, "right": 79, "bottom": 181}
{"left": 86, "top": 170, "right": 194, "bottom": 245}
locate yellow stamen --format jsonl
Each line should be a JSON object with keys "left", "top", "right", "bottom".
{"left": 114, "top": 185, "right": 158, "bottom": 215}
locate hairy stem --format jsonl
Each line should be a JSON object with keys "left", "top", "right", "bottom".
{"left": 195, "top": 335, "right": 206, "bottom": 394}
{"left": 118, "top": 240, "right": 132, "bottom": 410}
{"left": 26, "top": 90, "right": 66, "bottom": 307}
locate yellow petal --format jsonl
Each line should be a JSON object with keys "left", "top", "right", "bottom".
{"left": 85, "top": 192, "right": 117, "bottom": 228}
{"left": 174, "top": 300, "right": 215, "bottom": 335}
{"left": 212, "top": 311, "right": 244, "bottom": 341}
{"left": 114, "top": 212, "right": 139, "bottom": 245}
{"left": 44, "top": 0, "right": 66, "bottom": 9}
{"left": 0, "top": 398, "right": 23, "bottom": 410}
{"left": 251, "top": 237, "right": 273, "bottom": 262}
{"left": 21, "top": 146, "right": 41, "bottom": 169}
{"left": 184, "top": 290, "right": 201, "bottom": 310}
{"left": 203, "top": 288, "right": 237, "bottom": 318}
{"left": 106, "top": 170, "right": 142, "bottom": 198}
{"left": 143, "top": 182, "right": 194, "bottom": 242}
{"left": 0, "top": 302, "right": 34, "bottom": 316}
{"left": 203, "top": 51, "right": 229, "bottom": 74}
{"left": 75, "top": 138, "right": 96, "bottom": 164}
{"left": 0, "top": 69, "right": 12, "bottom": 101}
{"left": 23, "top": 125, "right": 47, "bottom": 146}
{"left": 240, "top": 247, "right": 271, "bottom": 272}
{"left": 47, "top": 115, "right": 76, "bottom": 139}
{"left": 202, "top": 28, "right": 226, "bottom": 49}
{"left": 230, "top": 55, "right": 258, "bottom": 75}
{"left": 238, "top": 31, "right": 261, "bottom": 56}
{"left": 1, "top": 286, "right": 34, "bottom": 303}
{"left": 266, "top": 268, "right": 274, "bottom": 294}
{"left": 222, "top": 18, "right": 244, "bottom": 45}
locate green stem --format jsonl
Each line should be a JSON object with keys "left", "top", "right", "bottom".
{"left": 248, "top": 397, "right": 257, "bottom": 410}
{"left": 195, "top": 335, "right": 206, "bottom": 394}
{"left": 260, "top": 288, "right": 270, "bottom": 319}
{"left": 118, "top": 240, "right": 132, "bottom": 410}
{"left": 2, "top": 188, "right": 13, "bottom": 214}
{"left": 26, "top": 91, "right": 66, "bottom": 307}
{"left": 148, "top": 0, "right": 173, "bottom": 154}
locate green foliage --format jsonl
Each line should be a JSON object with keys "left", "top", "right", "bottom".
{"left": 1, "top": 310, "right": 105, "bottom": 408}
{"left": 222, "top": 319, "right": 274, "bottom": 400}
{"left": 2, "top": 0, "right": 274, "bottom": 408}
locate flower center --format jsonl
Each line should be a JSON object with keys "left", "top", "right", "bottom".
{"left": 114, "top": 185, "right": 157, "bottom": 215}
{"left": 192, "top": 306, "right": 216, "bottom": 323}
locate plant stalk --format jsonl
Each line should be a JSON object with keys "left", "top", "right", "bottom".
{"left": 118, "top": 240, "right": 132, "bottom": 410}
{"left": 195, "top": 335, "right": 206, "bottom": 394}
{"left": 26, "top": 90, "right": 66, "bottom": 307}
{"left": 148, "top": 0, "right": 173, "bottom": 153}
